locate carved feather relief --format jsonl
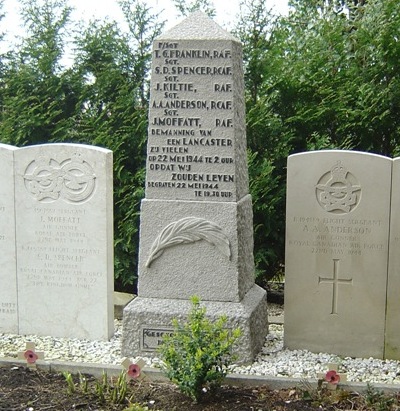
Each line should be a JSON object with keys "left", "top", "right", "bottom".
{"left": 146, "top": 216, "right": 231, "bottom": 268}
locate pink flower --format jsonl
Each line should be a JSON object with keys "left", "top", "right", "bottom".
{"left": 325, "top": 370, "right": 340, "bottom": 384}
{"left": 127, "top": 363, "right": 141, "bottom": 379}
{"left": 24, "top": 350, "right": 38, "bottom": 364}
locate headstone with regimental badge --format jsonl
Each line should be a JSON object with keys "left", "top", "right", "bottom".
{"left": 285, "top": 150, "right": 391, "bottom": 358}
{"left": 122, "top": 11, "right": 268, "bottom": 364}
{"left": 0, "top": 143, "right": 18, "bottom": 333}
{"left": 14, "top": 143, "right": 114, "bottom": 340}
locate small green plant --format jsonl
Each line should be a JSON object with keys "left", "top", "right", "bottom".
{"left": 94, "top": 371, "right": 109, "bottom": 403}
{"left": 64, "top": 369, "right": 133, "bottom": 406}
{"left": 78, "top": 372, "right": 89, "bottom": 393}
{"left": 298, "top": 379, "right": 328, "bottom": 406}
{"left": 364, "top": 384, "right": 394, "bottom": 411}
{"left": 298, "top": 379, "right": 350, "bottom": 408}
{"left": 62, "top": 371, "right": 75, "bottom": 394}
{"left": 111, "top": 371, "right": 128, "bottom": 404}
{"left": 158, "top": 295, "right": 241, "bottom": 403}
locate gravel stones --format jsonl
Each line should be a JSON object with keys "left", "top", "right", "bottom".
{"left": 1, "top": 308, "right": 400, "bottom": 385}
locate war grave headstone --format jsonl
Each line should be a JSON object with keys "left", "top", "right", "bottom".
{"left": 14, "top": 143, "right": 114, "bottom": 340}
{"left": 0, "top": 143, "right": 18, "bottom": 333}
{"left": 122, "top": 11, "right": 268, "bottom": 363}
{"left": 386, "top": 157, "right": 400, "bottom": 360}
{"left": 285, "top": 150, "right": 391, "bottom": 358}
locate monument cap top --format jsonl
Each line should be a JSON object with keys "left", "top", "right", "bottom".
{"left": 157, "top": 11, "right": 238, "bottom": 41}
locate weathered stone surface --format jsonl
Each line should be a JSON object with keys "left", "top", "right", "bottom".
{"left": 0, "top": 143, "right": 18, "bottom": 333}
{"left": 145, "top": 11, "right": 248, "bottom": 203}
{"left": 14, "top": 143, "right": 114, "bottom": 340}
{"left": 122, "top": 284, "right": 268, "bottom": 364}
{"left": 138, "top": 195, "right": 255, "bottom": 302}
{"left": 285, "top": 150, "right": 391, "bottom": 358}
{"left": 122, "top": 12, "right": 268, "bottom": 364}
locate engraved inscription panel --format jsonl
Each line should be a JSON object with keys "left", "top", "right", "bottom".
{"left": 288, "top": 216, "right": 383, "bottom": 257}
{"left": 18, "top": 207, "right": 101, "bottom": 292}
{"left": 140, "top": 326, "right": 174, "bottom": 351}
{"left": 146, "top": 40, "right": 240, "bottom": 201}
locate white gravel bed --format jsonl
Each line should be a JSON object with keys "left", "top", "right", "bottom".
{"left": 232, "top": 324, "right": 400, "bottom": 385}
{"left": 1, "top": 309, "right": 400, "bottom": 385}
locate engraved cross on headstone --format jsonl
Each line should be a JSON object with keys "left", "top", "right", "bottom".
{"left": 318, "top": 259, "right": 353, "bottom": 315}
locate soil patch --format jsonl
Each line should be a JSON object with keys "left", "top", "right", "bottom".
{"left": 1, "top": 366, "right": 399, "bottom": 410}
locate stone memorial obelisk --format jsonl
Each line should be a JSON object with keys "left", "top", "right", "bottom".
{"left": 122, "top": 12, "right": 268, "bottom": 363}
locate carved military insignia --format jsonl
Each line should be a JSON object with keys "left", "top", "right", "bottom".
{"left": 24, "top": 154, "right": 96, "bottom": 203}
{"left": 316, "top": 161, "right": 361, "bottom": 213}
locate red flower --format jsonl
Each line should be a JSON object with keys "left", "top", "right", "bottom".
{"left": 325, "top": 370, "right": 340, "bottom": 384}
{"left": 24, "top": 350, "right": 38, "bottom": 364}
{"left": 127, "top": 363, "right": 141, "bottom": 379}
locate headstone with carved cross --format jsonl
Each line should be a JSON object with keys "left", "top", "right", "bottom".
{"left": 17, "top": 342, "right": 44, "bottom": 369}
{"left": 284, "top": 151, "right": 391, "bottom": 359}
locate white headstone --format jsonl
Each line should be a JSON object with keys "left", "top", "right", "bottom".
{"left": 122, "top": 12, "right": 268, "bottom": 364}
{"left": 285, "top": 150, "right": 391, "bottom": 358}
{"left": 0, "top": 143, "right": 18, "bottom": 333}
{"left": 386, "top": 157, "right": 400, "bottom": 359}
{"left": 14, "top": 143, "right": 114, "bottom": 340}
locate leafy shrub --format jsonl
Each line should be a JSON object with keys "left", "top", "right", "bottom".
{"left": 158, "top": 296, "right": 241, "bottom": 403}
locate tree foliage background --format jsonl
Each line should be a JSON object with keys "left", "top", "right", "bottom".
{"left": 1, "top": 0, "right": 399, "bottom": 290}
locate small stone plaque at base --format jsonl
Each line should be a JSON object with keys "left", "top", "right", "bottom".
{"left": 140, "top": 326, "right": 174, "bottom": 351}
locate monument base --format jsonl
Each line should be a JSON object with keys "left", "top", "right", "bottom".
{"left": 121, "top": 284, "right": 268, "bottom": 364}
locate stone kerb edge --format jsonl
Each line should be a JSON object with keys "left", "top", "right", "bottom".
{"left": 1, "top": 357, "right": 400, "bottom": 394}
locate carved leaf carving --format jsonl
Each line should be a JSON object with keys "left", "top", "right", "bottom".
{"left": 146, "top": 217, "right": 231, "bottom": 268}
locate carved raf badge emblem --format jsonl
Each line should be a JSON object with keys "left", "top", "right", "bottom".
{"left": 316, "top": 161, "right": 361, "bottom": 214}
